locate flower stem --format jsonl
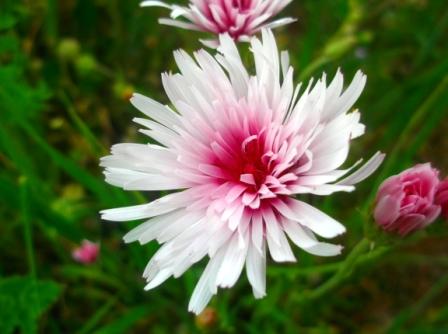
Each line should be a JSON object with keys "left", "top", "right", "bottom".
{"left": 268, "top": 262, "right": 340, "bottom": 278}
{"left": 296, "top": 238, "right": 373, "bottom": 303}
{"left": 20, "top": 176, "right": 37, "bottom": 278}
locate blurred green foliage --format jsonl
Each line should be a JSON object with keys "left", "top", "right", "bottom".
{"left": 0, "top": 276, "right": 61, "bottom": 334}
{"left": 0, "top": 0, "right": 447, "bottom": 333}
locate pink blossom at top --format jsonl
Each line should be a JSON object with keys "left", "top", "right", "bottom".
{"left": 435, "top": 178, "right": 448, "bottom": 219}
{"left": 374, "top": 163, "right": 441, "bottom": 236}
{"left": 72, "top": 240, "right": 100, "bottom": 264}
{"left": 100, "top": 30, "right": 384, "bottom": 314}
{"left": 141, "top": 0, "right": 295, "bottom": 45}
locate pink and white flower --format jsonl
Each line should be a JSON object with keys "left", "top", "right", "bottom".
{"left": 374, "top": 164, "right": 441, "bottom": 235}
{"left": 72, "top": 240, "right": 100, "bottom": 264}
{"left": 141, "top": 0, "right": 295, "bottom": 45}
{"left": 100, "top": 30, "right": 384, "bottom": 314}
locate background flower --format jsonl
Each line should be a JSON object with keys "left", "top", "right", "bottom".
{"left": 101, "top": 30, "right": 383, "bottom": 314}
{"left": 72, "top": 240, "right": 100, "bottom": 264}
{"left": 141, "top": 0, "right": 295, "bottom": 45}
{"left": 374, "top": 164, "right": 441, "bottom": 235}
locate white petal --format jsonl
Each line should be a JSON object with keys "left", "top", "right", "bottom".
{"left": 144, "top": 268, "right": 172, "bottom": 290}
{"left": 158, "top": 18, "right": 201, "bottom": 31}
{"left": 140, "top": 1, "right": 172, "bottom": 9}
{"left": 262, "top": 207, "right": 281, "bottom": 245}
{"left": 215, "top": 232, "right": 249, "bottom": 288}
{"left": 104, "top": 167, "right": 189, "bottom": 191}
{"left": 101, "top": 191, "right": 191, "bottom": 221}
{"left": 130, "top": 93, "right": 179, "bottom": 128}
{"left": 123, "top": 210, "right": 184, "bottom": 244}
{"left": 251, "top": 213, "right": 264, "bottom": 254}
{"left": 262, "top": 17, "right": 296, "bottom": 30}
{"left": 246, "top": 240, "right": 266, "bottom": 298}
{"left": 282, "top": 219, "right": 318, "bottom": 248}
{"left": 188, "top": 247, "right": 226, "bottom": 314}
{"left": 304, "top": 243, "right": 343, "bottom": 257}
{"left": 266, "top": 224, "right": 296, "bottom": 262}
{"left": 322, "top": 70, "right": 366, "bottom": 122}
{"left": 336, "top": 151, "right": 385, "bottom": 186}
{"left": 157, "top": 210, "right": 203, "bottom": 243}
{"left": 273, "top": 199, "right": 346, "bottom": 238}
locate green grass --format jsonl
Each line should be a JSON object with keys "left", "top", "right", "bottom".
{"left": 1, "top": 0, "right": 448, "bottom": 333}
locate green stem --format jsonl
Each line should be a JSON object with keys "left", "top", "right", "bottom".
{"left": 59, "top": 91, "right": 106, "bottom": 157}
{"left": 268, "top": 261, "right": 340, "bottom": 278}
{"left": 296, "top": 238, "right": 372, "bottom": 303}
{"left": 20, "top": 176, "right": 42, "bottom": 324}
{"left": 20, "top": 176, "right": 36, "bottom": 278}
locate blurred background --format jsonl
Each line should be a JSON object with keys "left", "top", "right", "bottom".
{"left": 1, "top": 0, "right": 447, "bottom": 333}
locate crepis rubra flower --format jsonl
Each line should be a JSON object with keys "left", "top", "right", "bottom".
{"left": 435, "top": 178, "right": 448, "bottom": 219}
{"left": 374, "top": 163, "right": 441, "bottom": 235}
{"left": 141, "top": 0, "right": 295, "bottom": 46}
{"left": 72, "top": 240, "right": 100, "bottom": 264}
{"left": 100, "top": 30, "right": 384, "bottom": 314}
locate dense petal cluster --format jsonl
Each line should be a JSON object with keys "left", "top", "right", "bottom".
{"left": 141, "top": 0, "right": 295, "bottom": 45}
{"left": 101, "top": 30, "right": 383, "bottom": 314}
{"left": 374, "top": 164, "right": 441, "bottom": 235}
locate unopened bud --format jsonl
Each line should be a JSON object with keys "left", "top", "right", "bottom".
{"left": 57, "top": 38, "right": 80, "bottom": 62}
{"left": 75, "top": 54, "right": 97, "bottom": 76}
{"left": 195, "top": 307, "right": 218, "bottom": 330}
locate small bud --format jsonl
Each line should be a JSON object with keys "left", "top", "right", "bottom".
{"left": 57, "top": 38, "right": 80, "bottom": 62}
{"left": 113, "top": 81, "right": 134, "bottom": 101}
{"left": 72, "top": 240, "right": 100, "bottom": 264}
{"left": 50, "top": 117, "right": 65, "bottom": 129}
{"left": 75, "top": 54, "right": 97, "bottom": 77}
{"left": 195, "top": 307, "right": 217, "bottom": 330}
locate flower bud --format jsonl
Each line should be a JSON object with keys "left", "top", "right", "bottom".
{"left": 374, "top": 163, "right": 441, "bottom": 235}
{"left": 195, "top": 307, "right": 217, "bottom": 330}
{"left": 72, "top": 240, "right": 100, "bottom": 264}
{"left": 113, "top": 81, "right": 134, "bottom": 101}
{"left": 75, "top": 54, "right": 97, "bottom": 76}
{"left": 57, "top": 38, "right": 80, "bottom": 62}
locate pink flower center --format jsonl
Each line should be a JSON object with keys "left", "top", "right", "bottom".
{"left": 239, "top": 136, "right": 268, "bottom": 186}
{"left": 231, "top": 0, "right": 253, "bottom": 11}
{"left": 197, "top": 0, "right": 258, "bottom": 39}
{"left": 203, "top": 122, "right": 305, "bottom": 210}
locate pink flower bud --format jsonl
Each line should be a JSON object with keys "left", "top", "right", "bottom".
{"left": 374, "top": 163, "right": 441, "bottom": 235}
{"left": 72, "top": 240, "right": 100, "bottom": 264}
{"left": 435, "top": 179, "right": 448, "bottom": 219}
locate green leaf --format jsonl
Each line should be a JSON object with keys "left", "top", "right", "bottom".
{"left": 0, "top": 276, "right": 62, "bottom": 334}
